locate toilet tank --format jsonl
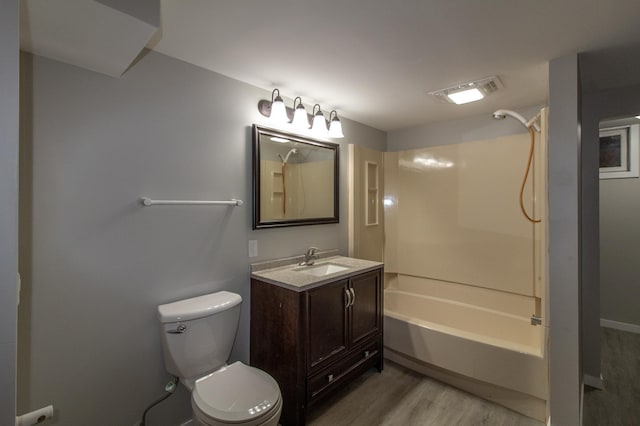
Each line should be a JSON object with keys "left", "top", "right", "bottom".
{"left": 157, "top": 291, "right": 242, "bottom": 382}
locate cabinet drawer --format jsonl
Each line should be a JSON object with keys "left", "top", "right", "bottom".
{"left": 308, "top": 339, "right": 379, "bottom": 401}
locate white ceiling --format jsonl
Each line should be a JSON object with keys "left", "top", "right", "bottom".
{"left": 21, "top": 1, "right": 640, "bottom": 131}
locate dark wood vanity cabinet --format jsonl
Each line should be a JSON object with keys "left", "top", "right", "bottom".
{"left": 251, "top": 268, "right": 383, "bottom": 426}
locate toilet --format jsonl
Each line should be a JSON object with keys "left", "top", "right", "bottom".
{"left": 158, "top": 291, "right": 282, "bottom": 426}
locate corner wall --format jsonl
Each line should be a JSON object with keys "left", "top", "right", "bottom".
{"left": 18, "top": 51, "right": 385, "bottom": 425}
{"left": 0, "top": 1, "right": 19, "bottom": 424}
{"left": 547, "top": 53, "right": 581, "bottom": 426}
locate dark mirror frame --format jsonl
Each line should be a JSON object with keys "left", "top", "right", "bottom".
{"left": 252, "top": 124, "right": 339, "bottom": 229}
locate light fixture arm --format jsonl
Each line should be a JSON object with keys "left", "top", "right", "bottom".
{"left": 271, "top": 88, "right": 281, "bottom": 103}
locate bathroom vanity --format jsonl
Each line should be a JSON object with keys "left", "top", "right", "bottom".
{"left": 250, "top": 255, "right": 383, "bottom": 426}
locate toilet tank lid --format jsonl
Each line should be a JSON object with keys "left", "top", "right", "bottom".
{"left": 157, "top": 291, "right": 242, "bottom": 323}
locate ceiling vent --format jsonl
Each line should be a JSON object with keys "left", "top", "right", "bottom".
{"left": 428, "top": 76, "right": 503, "bottom": 105}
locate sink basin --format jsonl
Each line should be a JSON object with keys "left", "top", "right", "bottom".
{"left": 294, "top": 263, "right": 350, "bottom": 277}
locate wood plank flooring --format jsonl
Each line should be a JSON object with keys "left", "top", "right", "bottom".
{"left": 583, "top": 327, "right": 640, "bottom": 425}
{"left": 307, "top": 360, "right": 543, "bottom": 426}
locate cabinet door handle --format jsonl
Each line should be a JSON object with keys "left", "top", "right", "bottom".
{"left": 328, "top": 373, "right": 334, "bottom": 382}
{"left": 344, "top": 288, "right": 352, "bottom": 308}
{"left": 364, "top": 350, "right": 370, "bottom": 358}
{"left": 349, "top": 288, "right": 356, "bottom": 307}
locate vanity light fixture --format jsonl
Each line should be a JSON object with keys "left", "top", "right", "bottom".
{"left": 292, "top": 97, "right": 309, "bottom": 129}
{"left": 311, "top": 104, "right": 327, "bottom": 136}
{"left": 328, "top": 110, "right": 344, "bottom": 138}
{"left": 429, "top": 76, "right": 503, "bottom": 105}
{"left": 257, "top": 89, "right": 346, "bottom": 138}
{"left": 636, "top": 115, "right": 640, "bottom": 120}
{"left": 269, "top": 89, "right": 289, "bottom": 123}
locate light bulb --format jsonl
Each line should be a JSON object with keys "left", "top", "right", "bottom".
{"left": 311, "top": 104, "right": 327, "bottom": 135}
{"left": 269, "top": 89, "right": 289, "bottom": 123}
{"left": 447, "top": 88, "right": 484, "bottom": 104}
{"left": 292, "top": 97, "right": 309, "bottom": 129}
{"left": 328, "top": 110, "right": 344, "bottom": 138}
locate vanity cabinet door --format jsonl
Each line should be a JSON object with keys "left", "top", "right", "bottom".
{"left": 307, "top": 279, "right": 349, "bottom": 370}
{"left": 349, "top": 270, "right": 382, "bottom": 347}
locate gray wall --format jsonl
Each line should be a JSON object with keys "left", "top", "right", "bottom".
{"left": 579, "top": 47, "right": 640, "bottom": 387}
{"left": 0, "top": 1, "right": 19, "bottom": 424}
{"left": 583, "top": 84, "right": 640, "bottom": 332}
{"left": 387, "top": 104, "right": 543, "bottom": 150}
{"left": 18, "top": 51, "right": 385, "bottom": 425}
{"left": 548, "top": 54, "right": 581, "bottom": 425}
{"left": 578, "top": 62, "right": 601, "bottom": 385}
{"left": 600, "top": 174, "right": 640, "bottom": 326}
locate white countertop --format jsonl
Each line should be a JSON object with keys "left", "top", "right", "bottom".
{"left": 250, "top": 255, "right": 384, "bottom": 292}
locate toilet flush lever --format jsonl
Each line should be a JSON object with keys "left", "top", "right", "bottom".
{"left": 167, "top": 324, "right": 187, "bottom": 334}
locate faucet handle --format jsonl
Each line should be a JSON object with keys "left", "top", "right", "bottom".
{"left": 299, "top": 247, "right": 320, "bottom": 266}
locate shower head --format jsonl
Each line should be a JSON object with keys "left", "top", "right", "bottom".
{"left": 492, "top": 109, "right": 540, "bottom": 132}
{"left": 278, "top": 148, "right": 298, "bottom": 164}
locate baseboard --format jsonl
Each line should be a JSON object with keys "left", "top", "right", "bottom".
{"left": 583, "top": 373, "right": 604, "bottom": 390}
{"left": 600, "top": 318, "right": 640, "bottom": 334}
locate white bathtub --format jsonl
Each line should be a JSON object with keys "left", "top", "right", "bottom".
{"left": 383, "top": 284, "right": 548, "bottom": 421}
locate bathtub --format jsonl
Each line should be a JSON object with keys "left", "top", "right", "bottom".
{"left": 383, "top": 278, "right": 548, "bottom": 421}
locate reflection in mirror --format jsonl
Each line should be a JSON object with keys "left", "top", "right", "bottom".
{"left": 253, "top": 125, "right": 339, "bottom": 229}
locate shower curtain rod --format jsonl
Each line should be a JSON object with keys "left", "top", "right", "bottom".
{"left": 140, "top": 197, "right": 244, "bottom": 207}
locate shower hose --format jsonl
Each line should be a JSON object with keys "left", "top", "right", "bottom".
{"left": 520, "top": 127, "right": 541, "bottom": 223}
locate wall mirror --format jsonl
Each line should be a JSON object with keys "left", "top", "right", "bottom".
{"left": 253, "top": 125, "right": 339, "bottom": 229}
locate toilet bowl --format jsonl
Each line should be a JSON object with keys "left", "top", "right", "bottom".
{"left": 191, "top": 362, "right": 282, "bottom": 426}
{"left": 157, "top": 291, "right": 282, "bottom": 426}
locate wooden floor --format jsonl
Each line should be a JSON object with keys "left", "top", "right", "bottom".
{"left": 307, "top": 360, "right": 543, "bottom": 426}
{"left": 583, "top": 327, "right": 640, "bottom": 426}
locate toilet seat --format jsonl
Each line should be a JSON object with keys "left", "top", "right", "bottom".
{"left": 192, "top": 361, "right": 281, "bottom": 425}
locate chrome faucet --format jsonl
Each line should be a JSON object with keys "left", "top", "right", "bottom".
{"left": 299, "top": 247, "right": 319, "bottom": 266}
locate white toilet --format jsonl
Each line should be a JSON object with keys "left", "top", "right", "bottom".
{"left": 158, "top": 291, "right": 282, "bottom": 426}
